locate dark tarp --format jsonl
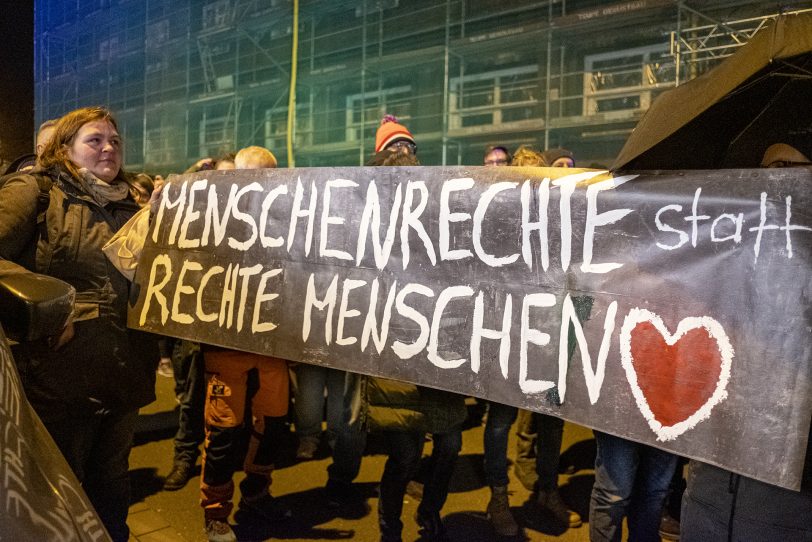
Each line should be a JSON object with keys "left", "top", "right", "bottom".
{"left": 613, "top": 12, "right": 812, "bottom": 170}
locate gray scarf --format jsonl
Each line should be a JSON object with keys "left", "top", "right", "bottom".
{"left": 77, "top": 167, "right": 130, "bottom": 206}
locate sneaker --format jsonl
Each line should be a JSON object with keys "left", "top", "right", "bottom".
{"left": 487, "top": 485, "right": 519, "bottom": 537}
{"left": 296, "top": 435, "right": 320, "bottom": 460}
{"left": 205, "top": 519, "right": 236, "bottom": 542}
{"left": 157, "top": 359, "right": 174, "bottom": 378}
{"left": 239, "top": 493, "right": 292, "bottom": 523}
{"left": 163, "top": 462, "right": 194, "bottom": 491}
{"left": 536, "top": 489, "right": 582, "bottom": 528}
{"left": 414, "top": 510, "right": 450, "bottom": 542}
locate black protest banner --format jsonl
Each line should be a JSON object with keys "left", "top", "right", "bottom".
{"left": 130, "top": 166, "right": 812, "bottom": 490}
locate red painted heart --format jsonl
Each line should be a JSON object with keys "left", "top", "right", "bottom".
{"left": 620, "top": 308, "right": 734, "bottom": 441}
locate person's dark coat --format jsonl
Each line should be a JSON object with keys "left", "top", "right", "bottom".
{"left": 0, "top": 166, "right": 157, "bottom": 422}
{"left": 358, "top": 376, "right": 467, "bottom": 434}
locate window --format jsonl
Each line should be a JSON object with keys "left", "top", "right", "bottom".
{"left": 199, "top": 115, "right": 234, "bottom": 158}
{"left": 145, "top": 126, "right": 175, "bottom": 165}
{"left": 45, "top": 38, "right": 73, "bottom": 77}
{"left": 265, "top": 104, "right": 311, "bottom": 152}
{"left": 583, "top": 44, "right": 673, "bottom": 116}
{"left": 146, "top": 20, "right": 170, "bottom": 49}
{"left": 449, "top": 66, "right": 539, "bottom": 129}
{"left": 99, "top": 37, "right": 119, "bottom": 61}
{"left": 203, "top": 0, "right": 232, "bottom": 31}
{"left": 344, "top": 86, "right": 412, "bottom": 142}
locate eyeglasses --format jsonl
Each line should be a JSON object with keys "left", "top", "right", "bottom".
{"left": 484, "top": 158, "right": 509, "bottom": 166}
{"left": 388, "top": 140, "right": 417, "bottom": 154}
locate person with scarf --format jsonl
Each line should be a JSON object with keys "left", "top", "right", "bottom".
{"left": 0, "top": 106, "right": 158, "bottom": 541}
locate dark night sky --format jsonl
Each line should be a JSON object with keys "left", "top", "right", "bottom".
{"left": 0, "top": 1, "right": 34, "bottom": 161}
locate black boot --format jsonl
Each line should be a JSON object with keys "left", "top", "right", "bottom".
{"left": 163, "top": 461, "right": 194, "bottom": 491}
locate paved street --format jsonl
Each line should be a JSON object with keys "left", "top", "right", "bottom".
{"left": 128, "top": 375, "right": 598, "bottom": 542}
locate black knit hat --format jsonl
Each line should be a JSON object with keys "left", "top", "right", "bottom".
{"left": 542, "top": 148, "right": 575, "bottom": 166}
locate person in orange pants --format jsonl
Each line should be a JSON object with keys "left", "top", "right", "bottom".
{"left": 199, "top": 346, "right": 290, "bottom": 542}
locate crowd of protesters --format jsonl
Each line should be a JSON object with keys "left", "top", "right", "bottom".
{"left": 0, "top": 107, "right": 809, "bottom": 542}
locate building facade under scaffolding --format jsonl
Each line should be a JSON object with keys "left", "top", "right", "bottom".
{"left": 34, "top": 0, "right": 812, "bottom": 172}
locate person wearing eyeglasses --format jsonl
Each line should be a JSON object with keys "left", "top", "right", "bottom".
{"left": 483, "top": 145, "right": 511, "bottom": 166}
{"left": 480, "top": 142, "right": 524, "bottom": 536}
{"left": 372, "top": 114, "right": 417, "bottom": 158}
{"left": 363, "top": 122, "right": 467, "bottom": 542}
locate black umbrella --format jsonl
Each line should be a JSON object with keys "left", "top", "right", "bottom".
{"left": 613, "top": 12, "right": 812, "bottom": 170}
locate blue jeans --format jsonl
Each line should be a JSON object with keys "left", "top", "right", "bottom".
{"left": 46, "top": 409, "right": 137, "bottom": 542}
{"left": 294, "top": 364, "right": 365, "bottom": 484}
{"left": 294, "top": 364, "right": 350, "bottom": 441}
{"left": 681, "top": 461, "right": 812, "bottom": 541}
{"left": 170, "top": 340, "right": 205, "bottom": 465}
{"left": 483, "top": 402, "right": 517, "bottom": 487}
{"left": 378, "top": 428, "right": 462, "bottom": 539}
{"left": 590, "top": 431, "right": 677, "bottom": 542}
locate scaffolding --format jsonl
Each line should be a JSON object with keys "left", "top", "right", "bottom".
{"left": 33, "top": 0, "right": 812, "bottom": 172}
{"left": 671, "top": 4, "right": 812, "bottom": 83}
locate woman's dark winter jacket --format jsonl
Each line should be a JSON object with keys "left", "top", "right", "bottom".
{"left": 358, "top": 376, "right": 467, "bottom": 434}
{"left": 0, "top": 166, "right": 157, "bottom": 422}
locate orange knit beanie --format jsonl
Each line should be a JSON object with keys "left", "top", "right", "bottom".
{"left": 374, "top": 114, "right": 415, "bottom": 153}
